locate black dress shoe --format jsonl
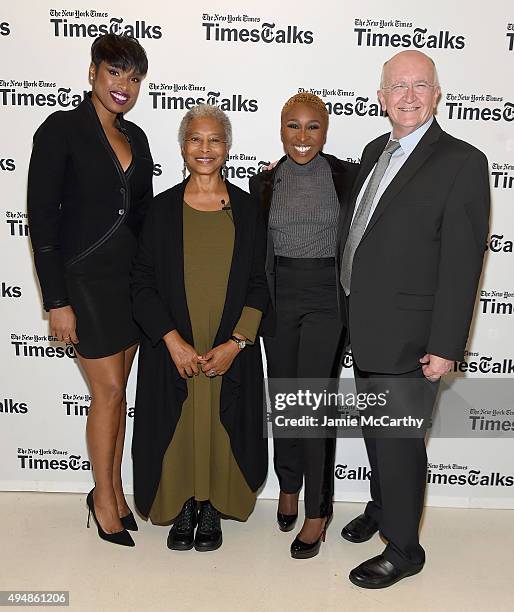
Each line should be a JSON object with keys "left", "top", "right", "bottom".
{"left": 86, "top": 489, "right": 135, "bottom": 547}
{"left": 341, "top": 513, "right": 378, "bottom": 543}
{"left": 167, "top": 497, "right": 197, "bottom": 551}
{"left": 194, "top": 501, "right": 222, "bottom": 552}
{"left": 349, "top": 554, "right": 423, "bottom": 589}
{"left": 120, "top": 511, "right": 138, "bottom": 531}
{"left": 290, "top": 514, "right": 332, "bottom": 559}
{"left": 277, "top": 512, "right": 298, "bottom": 532}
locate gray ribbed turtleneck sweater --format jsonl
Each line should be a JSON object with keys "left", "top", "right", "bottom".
{"left": 269, "top": 154, "right": 340, "bottom": 258}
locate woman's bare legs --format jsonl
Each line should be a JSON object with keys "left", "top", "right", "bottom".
{"left": 112, "top": 344, "right": 138, "bottom": 517}
{"left": 79, "top": 347, "right": 134, "bottom": 533}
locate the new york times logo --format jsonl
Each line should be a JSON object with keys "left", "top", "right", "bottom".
{"left": 148, "top": 82, "right": 258, "bottom": 112}
{"left": 202, "top": 13, "right": 313, "bottom": 44}
{"left": 11, "top": 333, "right": 76, "bottom": 359}
{"left": 507, "top": 23, "right": 514, "bottom": 51}
{"left": 298, "top": 87, "right": 386, "bottom": 118}
{"left": 63, "top": 392, "right": 134, "bottom": 417}
{"left": 491, "top": 162, "right": 514, "bottom": 189}
{"left": 354, "top": 18, "right": 465, "bottom": 49}
{"left": 427, "top": 463, "right": 513, "bottom": 487}
{"left": 479, "top": 289, "right": 514, "bottom": 316}
{"left": 227, "top": 153, "right": 270, "bottom": 179}
{"left": 0, "top": 398, "right": 28, "bottom": 414}
{"left": 0, "top": 157, "right": 15, "bottom": 171}
{"left": 487, "top": 233, "right": 512, "bottom": 254}
{"left": 1, "top": 282, "right": 21, "bottom": 299}
{"left": 49, "top": 9, "right": 162, "bottom": 39}
{"left": 468, "top": 406, "right": 514, "bottom": 434}
{"left": 0, "top": 21, "right": 10, "bottom": 36}
{"left": 446, "top": 92, "right": 514, "bottom": 122}
{"left": 17, "top": 447, "right": 91, "bottom": 471}
{"left": 0, "top": 80, "right": 85, "bottom": 108}
{"left": 455, "top": 351, "right": 514, "bottom": 375}
{"left": 5, "top": 211, "right": 29, "bottom": 237}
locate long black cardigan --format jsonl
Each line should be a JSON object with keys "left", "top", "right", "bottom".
{"left": 131, "top": 179, "right": 269, "bottom": 517}
{"left": 27, "top": 93, "right": 153, "bottom": 310}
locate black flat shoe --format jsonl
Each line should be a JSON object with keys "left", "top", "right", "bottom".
{"left": 349, "top": 554, "right": 423, "bottom": 589}
{"left": 290, "top": 514, "right": 332, "bottom": 559}
{"left": 86, "top": 489, "right": 135, "bottom": 547}
{"left": 194, "top": 501, "right": 222, "bottom": 552}
{"left": 277, "top": 512, "right": 298, "bottom": 532}
{"left": 167, "top": 497, "right": 197, "bottom": 551}
{"left": 120, "top": 511, "right": 138, "bottom": 532}
{"left": 341, "top": 513, "right": 379, "bottom": 543}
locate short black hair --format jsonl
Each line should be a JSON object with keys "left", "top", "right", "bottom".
{"left": 91, "top": 34, "right": 148, "bottom": 75}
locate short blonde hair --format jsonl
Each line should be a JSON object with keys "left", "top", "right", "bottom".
{"left": 281, "top": 92, "right": 329, "bottom": 122}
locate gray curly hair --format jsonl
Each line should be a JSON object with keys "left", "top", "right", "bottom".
{"left": 178, "top": 104, "right": 232, "bottom": 149}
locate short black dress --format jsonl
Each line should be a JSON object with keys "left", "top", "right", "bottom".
{"left": 66, "top": 161, "right": 142, "bottom": 359}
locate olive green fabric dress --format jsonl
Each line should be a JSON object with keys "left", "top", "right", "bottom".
{"left": 149, "top": 202, "right": 262, "bottom": 524}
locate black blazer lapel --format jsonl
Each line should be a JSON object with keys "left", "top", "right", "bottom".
{"left": 362, "top": 120, "right": 443, "bottom": 240}
{"left": 338, "top": 137, "right": 386, "bottom": 246}
{"left": 168, "top": 180, "right": 194, "bottom": 345}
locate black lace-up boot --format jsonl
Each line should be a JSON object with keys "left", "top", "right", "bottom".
{"left": 194, "top": 501, "right": 222, "bottom": 552}
{"left": 167, "top": 497, "right": 197, "bottom": 551}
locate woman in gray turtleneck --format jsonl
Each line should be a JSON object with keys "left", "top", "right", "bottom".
{"left": 250, "top": 93, "right": 359, "bottom": 559}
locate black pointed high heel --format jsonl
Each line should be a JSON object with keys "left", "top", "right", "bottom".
{"left": 120, "top": 511, "right": 138, "bottom": 532}
{"left": 290, "top": 513, "right": 333, "bottom": 559}
{"left": 86, "top": 489, "right": 135, "bottom": 547}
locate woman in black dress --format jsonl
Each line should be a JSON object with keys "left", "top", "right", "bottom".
{"left": 28, "top": 34, "right": 153, "bottom": 547}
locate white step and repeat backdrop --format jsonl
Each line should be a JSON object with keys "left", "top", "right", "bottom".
{"left": 1, "top": 1, "right": 513, "bottom": 508}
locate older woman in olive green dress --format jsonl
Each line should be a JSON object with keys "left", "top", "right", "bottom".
{"left": 132, "top": 105, "right": 268, "bottom": 552}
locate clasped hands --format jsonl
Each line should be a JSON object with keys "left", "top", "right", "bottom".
{"left": 419, "top": 353, "right": 453, "bottom": 382}
{"left": 164, "top": 330, "right": 241, "bottom": 379}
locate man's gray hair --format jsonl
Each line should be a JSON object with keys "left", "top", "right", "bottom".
{"left": 379, "top": 56, "right": 440, "bottom": 89}
{"left": 178, "top": 104, "right": 232, "bottom": 149}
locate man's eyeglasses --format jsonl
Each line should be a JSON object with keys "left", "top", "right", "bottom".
{"left": 381, "top": 81, "right": 436, "bottom": 95}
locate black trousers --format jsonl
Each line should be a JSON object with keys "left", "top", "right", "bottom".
{"left": 264, "top": 258, "right": 343, "bottom": 518}
{"left": 353, "top": 364, "right": 440, "bottom": 570}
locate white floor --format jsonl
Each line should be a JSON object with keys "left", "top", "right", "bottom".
{"left": 1, "top": 492, "right": 513, "bottom": 612}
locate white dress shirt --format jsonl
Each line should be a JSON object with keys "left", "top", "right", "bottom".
{"left": 351, "top": 117, "right": 434, "bottom": 228}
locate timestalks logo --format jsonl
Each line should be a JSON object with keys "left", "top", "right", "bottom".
{"left": 0, "top": 398, "right": 28, "bottom": 414}
{"left": 64, "top": 396, "right": 134, "bottom": 417}
{"left": 454, "top": 353, "right": 514, "bottom": 375}
{"left": 1, "top": 282, "right": 21, "bottom": 298}
{"left": 226, "top": 154, "right": 270, "bottom": 180}
{"left": 0, "top": 158, "right": 15, "bottom": 171}
{"left": 6, "top": 211, "right": 29, "bottom": 237}
{"left": 202, "top": 21, "right": 313, "bottom": 44}
{"left": 49, "top": 11, "right": 162, "bottom": 39}
{"left": 335, "top": 464, "right": 371, "bottom": 480}
{"left": 11, "top": 334, "right": 77, "bottom": 359}
{"left": 428, "top": 467, "right": 513, "bottom": 487}
{"left": 0, "top": 85, "right": 85, "bottom": 108}
{"left": 17, "top": 448, "right": 91, "bottom": 471}
{"left": 486, "top": 234, "right": 513, "bottom": 254}
{"left": 507, "top": 23, "right": 514, "bottom": 51}
{"left": 446, "top": 101, "right": 514, "bottom": 122}
{"left": 149, "top": 90, "right": 258, "bottom": 112}
{"left": 491, "top": 163, "right": 514, "bottom": 189}
{"left": 479, "top": 289, "right": 514, "bottom": 315}
{"left": 0, "top": 21, "right": 9, "bottom": 36}
{"left": 354, "top": 24, "right": 465, "bottom": 49}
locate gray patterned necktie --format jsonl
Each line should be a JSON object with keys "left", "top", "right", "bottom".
{"left": 340, "top": 140, "right": 401, "bottom": 295}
